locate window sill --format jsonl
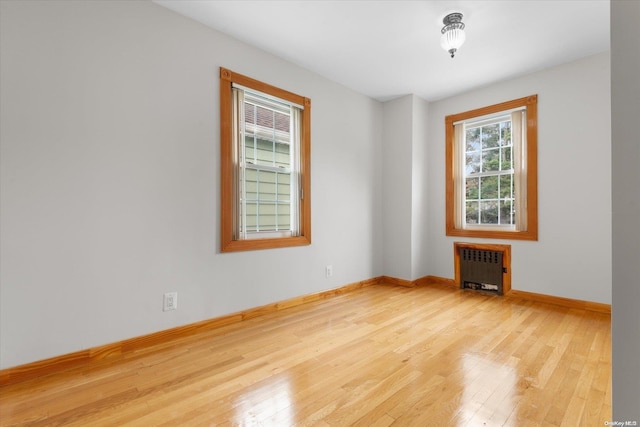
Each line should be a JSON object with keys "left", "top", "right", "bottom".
{"left": 446, "top": 226, "right": 537, "bottom": 241}
{"left": 221, "top": 235, "right": 311, "bottom": 253}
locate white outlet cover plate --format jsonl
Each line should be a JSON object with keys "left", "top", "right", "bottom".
{"left": 163, "top": 292, "right": 178, "bottom": 311}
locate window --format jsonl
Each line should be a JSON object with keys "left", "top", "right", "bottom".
{"left": 446, "top": 95, "right": 538, "bottom": 240}
{"left": 220, "top": 68, "right": 311, "bottom": 252}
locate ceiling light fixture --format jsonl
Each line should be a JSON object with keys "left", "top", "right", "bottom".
{"left": 440, "top": 12, "right": 466, "bottom": 58}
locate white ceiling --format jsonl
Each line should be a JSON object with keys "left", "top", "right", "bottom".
{"left": 154, "top": 0, "right": 610, "bottom": 102}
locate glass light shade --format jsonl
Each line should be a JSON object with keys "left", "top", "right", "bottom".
{"left": 440, "top": 27, "right": 466, "bottom": 52}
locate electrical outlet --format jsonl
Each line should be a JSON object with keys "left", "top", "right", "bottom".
{"left": 326, "top": 265, "right": 333, "bottom": 278}
{"left": 163, "top": 292, "right": 178, "bottom": 311}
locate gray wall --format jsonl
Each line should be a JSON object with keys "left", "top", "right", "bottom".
{"left": 382, "top": 95, "right": 413, "bottom": 279}
{"left": 427, "top": 52, "right": 612, "bottom": 304}
{"left": 411, "top": 96, "right": 430, "bottom": 280}
{"left": 611, "top": 0, "right": 640, "bottom": 420}
{"left": 380, "top": 94, "right": 430, "bottom": 282}
{"left": 0, "top": 0, "right": 384, "bottom": 368}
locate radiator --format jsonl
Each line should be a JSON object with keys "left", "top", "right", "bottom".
{"left": 460, "top": 248, "right": 504, "bottom": 295}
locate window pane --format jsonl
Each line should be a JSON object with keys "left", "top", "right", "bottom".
{"left": 255, "top": 105, "right": 273, "bottom": 129}
{"left": 244, "top": 136, "right": 256, "bottom": 162}
{"left": 244, "top": 99, "right": 292, "bottom": 169}
{"left": 466, "top": 201, "right": 479, "bottom": 224}
{"left": 482, "top": 124, "right": 500, "bottom": 149}
{"left": 244, "top": 137, "right": 291, "bottom": 169}
{"left": 242, "top": 200, "right": 292, "bottom": 232}
{"left": 500, "top": 200, "right": 513, "bottom": 225}
{"left": 245, "top": 103, "right": 256, "bottom": 126}
{"left": 274, "top": 111, "right": 290, "bottom": 133}
{"left": 466, "top": 128, "right": 480, "bottom": 152}
{"left": 480, "top": 200, "right": 499, "bottom": 224}
{"left": 466, "top": 151, "right": 480, "bottom": 174}
{"left": 244, "top": 169, "right": 258, "bottom": 199}
{"left": 250, "top": 170, "right": 290, "bottom": 202}
{"left": 278, "top": 173, "right": 291, "bottom": 201}
{"left": 500, "top": 121, "right": 511, "bottom": 146}
{"left": 255, "top": 139, "right": 275, "bottom": 166}
{"left": 480, "top": 176, "right": 498, "bottom": 199}
{"left": 466, "top": 177, "right": 479, "bottom": 199}
{"left": 256, "top": 203, "right": 274, "bottom": 231}
{"left": 482, "top": 148, "right": 500, "bottom": 172}
{"left": 242, "top": 167, "right": 292, "bottom": 233}
{"left": 501, "top": 146, "right": 512, "bottom": 170}
{"left": 277, "top": 204, "right": 290, "bottom": 228}
{"left": 275, "top": 142, "right": 290, "bottom": 168}
{"left": 499, "top": 174, "right": 513, "bottom": 198}
{"left": 243, "top": 202, "right": 257, "bottom": 232}
{"left": 257, "top": 170, "right": 277, "bottom": 201}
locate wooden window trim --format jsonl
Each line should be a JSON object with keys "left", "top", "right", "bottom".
{"left": 220, "top": 68, "right": 311, "bottom": 252}
{"left": 445, "top": 95, "right": 538, "bottom": 241}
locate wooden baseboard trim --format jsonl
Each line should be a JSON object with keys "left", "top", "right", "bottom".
{"left": 379, "top": 275, "right": 457, "bottom": 288}
{"left": 420, "top": 275, "right": 458, "bottom": 287}
{"left": 506, "top": 289, "right": 611, "bottom": 314}
{"left": 384, "top": 275, "right": 610, "bottom": 314}
{"left": 378, "top": 276, "right": 414, "bottom": 287}
{"left": 0, "top": 278, "right": 379, "bottom": 386}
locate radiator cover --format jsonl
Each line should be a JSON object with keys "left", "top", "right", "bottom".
{"left": 460, "top": 248, "right": 504, "bottom": 295}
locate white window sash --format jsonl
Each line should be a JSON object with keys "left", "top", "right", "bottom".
{"left": 232, "top": 87, "right": 301, "bottom": 240}
{"left": 290, "top": 107, "right": 301, "bottom": 237}
{"left": 512, "top": 110, "right": 527, "bottom": 231}
{"left": 232, "top": 87, "right": 244, "bottom": 240}
{"left": 454, "top": 123, "right": 465, "bottom": 229}
{"left": 457, "top": 110, "right": 527, "bottom": 230}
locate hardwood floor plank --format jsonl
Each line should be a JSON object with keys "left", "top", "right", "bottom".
{"left": 0, "top": 284, "right": 611, "bottom": 426}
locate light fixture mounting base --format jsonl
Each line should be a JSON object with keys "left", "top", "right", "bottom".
{"left": 442, "top": 13, "right": 464, "bottom": 26}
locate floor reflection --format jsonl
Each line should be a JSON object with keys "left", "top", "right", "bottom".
{"left": 230, "top": 373, "right": 295, "bottom": 425}
{"left": 457, "top": 352, "right": 518, "bottom": 426}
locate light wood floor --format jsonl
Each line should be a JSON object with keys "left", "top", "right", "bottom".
{"left": 0, "top": 284, "right": 611, "bottom": 426}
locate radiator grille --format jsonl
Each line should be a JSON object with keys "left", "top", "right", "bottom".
{"left": 460, "top": 248, "right": 504, "bottom": 295}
